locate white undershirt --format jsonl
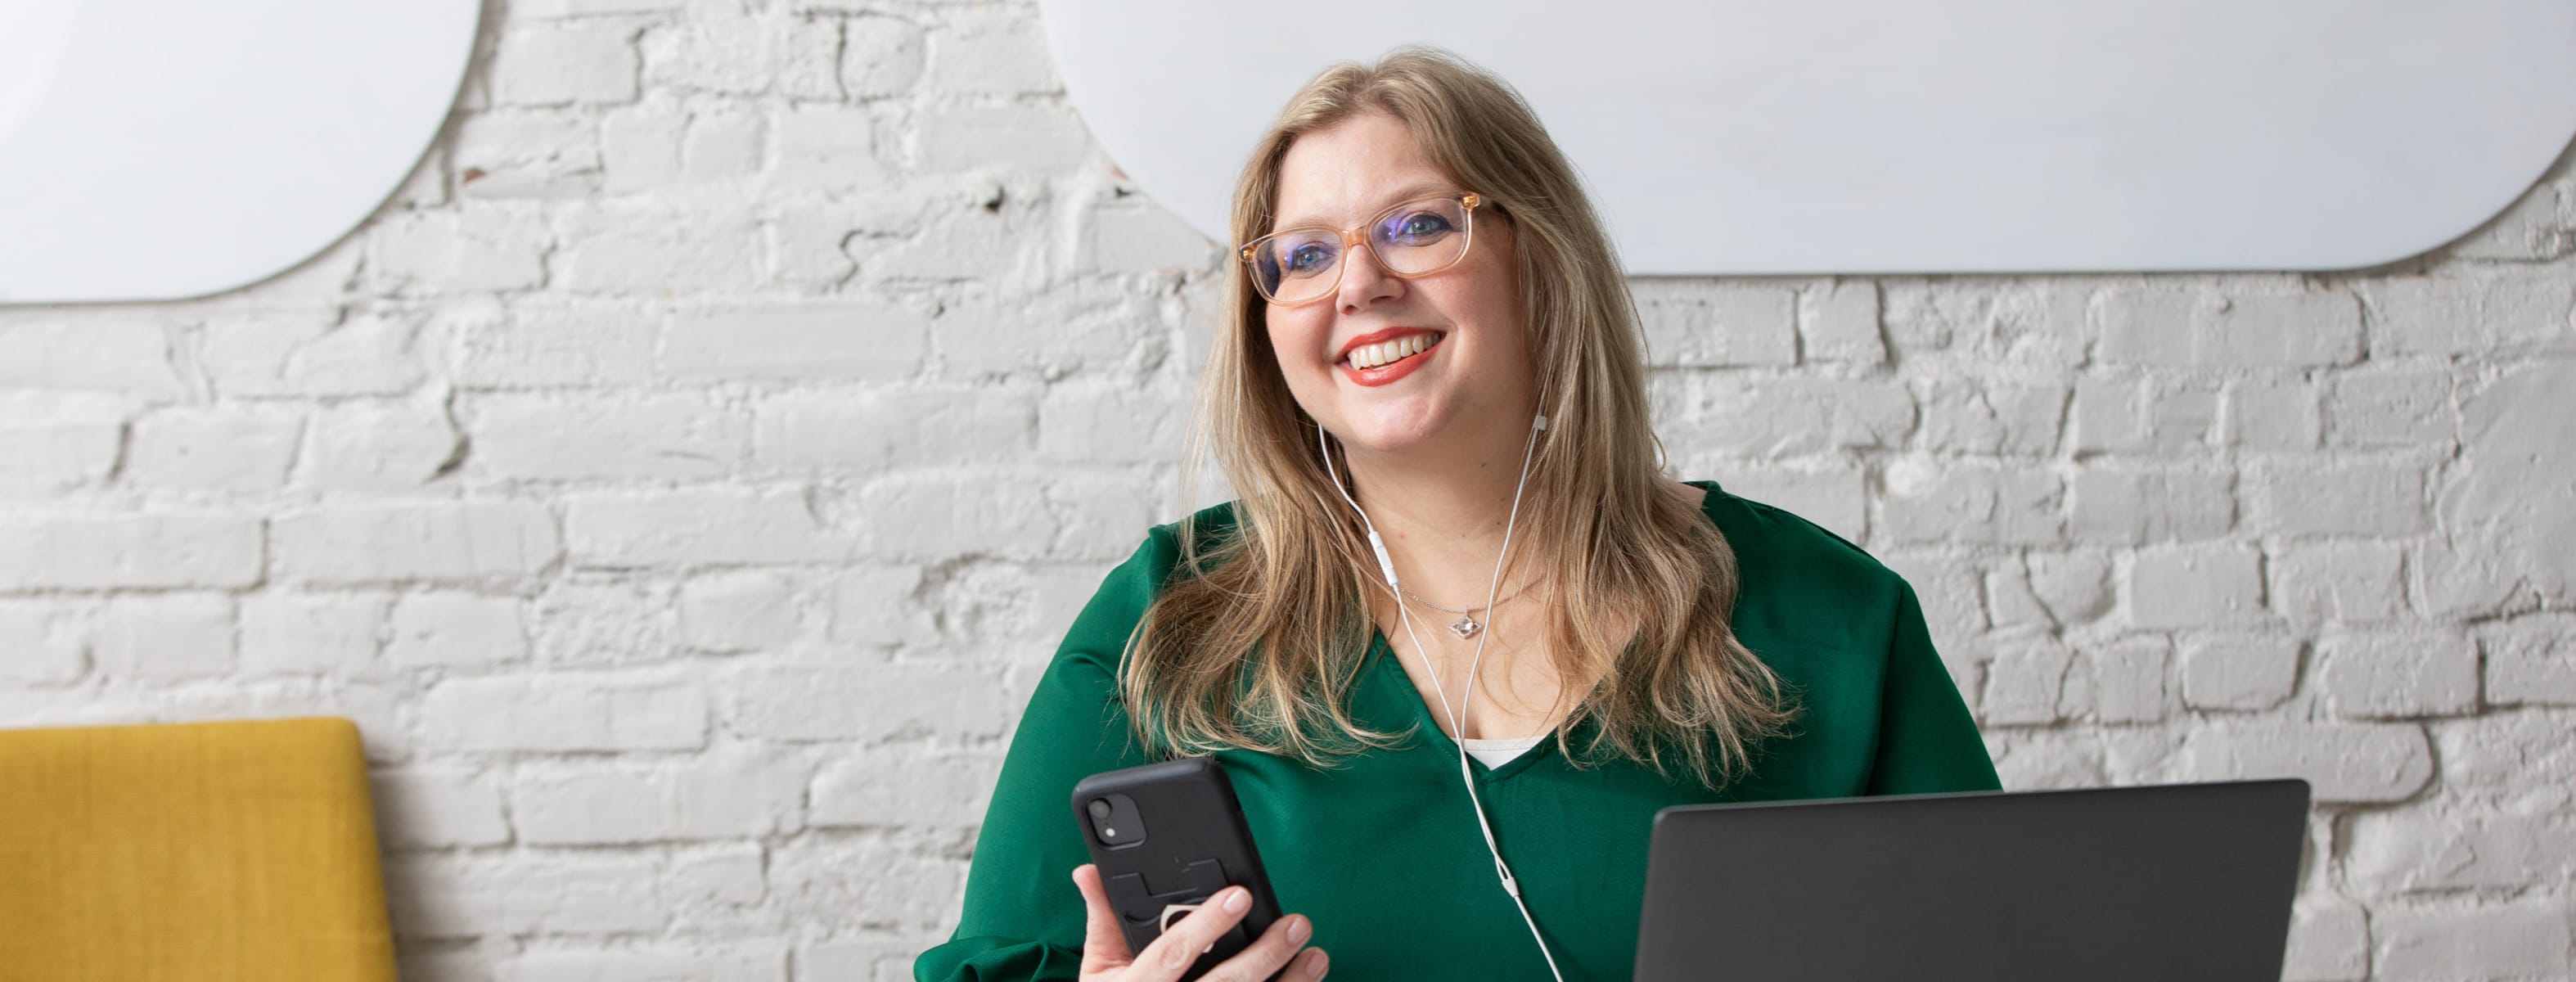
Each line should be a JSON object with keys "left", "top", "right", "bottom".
{"left": 1457, "top": 733, "right": 1548, "bottom": 768}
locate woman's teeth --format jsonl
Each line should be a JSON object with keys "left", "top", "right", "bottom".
{"left": 1348, "top": 333, "right": 1435, "bottom": 370}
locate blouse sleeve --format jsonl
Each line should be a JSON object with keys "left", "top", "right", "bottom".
{"left": 1862, "top": 582, "right": 2003, "bottom": 795}
{"left": 913, "top": 530, "right": 1178, "bottom": 981}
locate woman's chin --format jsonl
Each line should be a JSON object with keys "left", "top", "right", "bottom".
{"left": 1331, "top": 413, "right": 1453, "bottom": 459}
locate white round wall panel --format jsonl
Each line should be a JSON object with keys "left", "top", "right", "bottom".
{"left": 0, "top": 0, "right": 480, "bottom": 303}
{"left": 1038, "top": 0, "right": 2576, "bottom": 274}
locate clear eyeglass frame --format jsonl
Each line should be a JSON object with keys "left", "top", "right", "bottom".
{"left": 1237, "top": 192, "right": 1483, "bottom": 306}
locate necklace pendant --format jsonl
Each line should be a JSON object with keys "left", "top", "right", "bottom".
{"left": 1448, "top": 615, "right": 1482, "bottom": 640}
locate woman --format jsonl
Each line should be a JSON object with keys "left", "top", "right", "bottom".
{"left": 916, "top": 48, "right": 1996, "bottom": 982}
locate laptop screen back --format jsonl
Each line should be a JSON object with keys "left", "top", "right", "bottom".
{"left": 1634, "top": 780, "right": 2308, "bottom": 982}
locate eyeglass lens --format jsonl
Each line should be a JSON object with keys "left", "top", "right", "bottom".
{"left": 1250, "top": 197, "right": 1471, "bottom": 304}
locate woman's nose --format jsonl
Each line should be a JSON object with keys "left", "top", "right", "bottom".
{"left": 1335, "top": 238, "right": 1403, "bottom": 314}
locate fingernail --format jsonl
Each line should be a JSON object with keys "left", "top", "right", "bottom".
{"left": 1287, "top": 915, "right": 1311, "bottom": 944}
{"left": 1308, "top": 949, "right": 1329, "bottom": 977}
{"left": 1223, "top": 887, "right": 1250, "bottom": 913}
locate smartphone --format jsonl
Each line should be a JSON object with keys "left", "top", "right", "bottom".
{"left": 1072, "top": 758, "right": 1282, "bottom": 979}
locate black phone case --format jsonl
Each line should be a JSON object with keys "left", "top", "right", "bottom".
{"left": 1071, "top": 758, "right": 1282, "bottom": 979}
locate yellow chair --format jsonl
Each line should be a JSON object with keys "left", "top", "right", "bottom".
{"left": 0, "top": 717, "right": 397, "bottom": 981}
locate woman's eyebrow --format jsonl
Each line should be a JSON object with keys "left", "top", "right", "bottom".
{"left": 1272, "top": 182, "right": 1458, "bottom": 231}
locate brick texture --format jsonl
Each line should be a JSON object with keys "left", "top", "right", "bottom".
{"left": 2, "top": 4, "right": 2568, "bottom": 977}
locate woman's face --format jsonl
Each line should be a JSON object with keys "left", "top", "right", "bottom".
{"left": 1262, "top": 110, "right": 1533, "bottom": 460}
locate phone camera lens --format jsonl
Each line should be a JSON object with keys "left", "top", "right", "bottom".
{"left": 1083, "top": 792, "right": 1144, "bottom": 848}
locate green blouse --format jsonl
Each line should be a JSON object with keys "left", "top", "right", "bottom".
{"left": 916, "top": 481, "right": 1998, "bottom": 981}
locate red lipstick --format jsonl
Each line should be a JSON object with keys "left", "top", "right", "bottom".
{"left": 1334, "top": 328, "right": 1444, "bottom": 387}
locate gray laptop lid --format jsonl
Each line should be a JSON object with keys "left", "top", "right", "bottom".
{"left": 1633, "top": 780, "right": 2310, "bottom": 982}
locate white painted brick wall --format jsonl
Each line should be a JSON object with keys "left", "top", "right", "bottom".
{"left": 272, "top": 502, "right": 561, "bottom": 586}
{"left": 1, "top": 3, "right": 2569, "bottom": 979}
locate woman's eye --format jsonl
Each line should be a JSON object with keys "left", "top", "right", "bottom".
{"left": 1284, "top": 243, "right": 1333, "bottom": 275}
{"left": 1387, "top": 211, "right": 1454, "bottom": 243}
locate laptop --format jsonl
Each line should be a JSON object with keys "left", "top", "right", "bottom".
{"left": 1633, "top": 779, "right": 2310, "bottom": 981}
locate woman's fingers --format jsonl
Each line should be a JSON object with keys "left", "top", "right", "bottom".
{"left": 1078, "top": 874, "right": 1324, "bottom": 982}
{"left": 1071, "top": 865, "right": 1135, "bottom": 972}
{"left": 1290, "top": 946, "right": 1330, "bottom": 978}
{"left": 1130, "top": 885, "right": 1258, "bottom": 979}
{"left": 1202, "top": 911, "right": 1320, "bottom": 981}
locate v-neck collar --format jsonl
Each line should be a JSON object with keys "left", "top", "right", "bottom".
{"left": 1355, "top": 480, "right": 1723, "bottom": 783}
{"left": 1363, "top": 628, "right": 1562, "bottom": 782}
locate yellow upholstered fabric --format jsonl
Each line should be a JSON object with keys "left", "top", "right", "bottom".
{"left": 0, "top": 717, "right": 397, "bottom": 982}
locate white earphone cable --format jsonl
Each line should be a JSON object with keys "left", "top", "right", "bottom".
{"left": 1318, "top": 414, "right": 1564, "bottom": 982}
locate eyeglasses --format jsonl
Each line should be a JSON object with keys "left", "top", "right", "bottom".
{"left": 1238, "top": 193, "right": 1482, "bottom": 306}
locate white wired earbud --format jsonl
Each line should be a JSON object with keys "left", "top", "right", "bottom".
{"left": 1318, "top": 412, "right": 1565, "bottom": 982}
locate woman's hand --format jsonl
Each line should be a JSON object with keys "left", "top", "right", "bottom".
{"left": 1073, "top": 864, "right": 1328, "bottom": 980}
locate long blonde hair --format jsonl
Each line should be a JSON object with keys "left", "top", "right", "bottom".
{"left": 1122, "top": 47, "right": 1795, "bottom": 788}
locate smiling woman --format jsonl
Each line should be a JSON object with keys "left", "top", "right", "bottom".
{"left": 916, "top": 47, "right": 1997, "bottom": 982}
{"left": 1246, "top": 123, "right": 1534, "bottom": 484}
